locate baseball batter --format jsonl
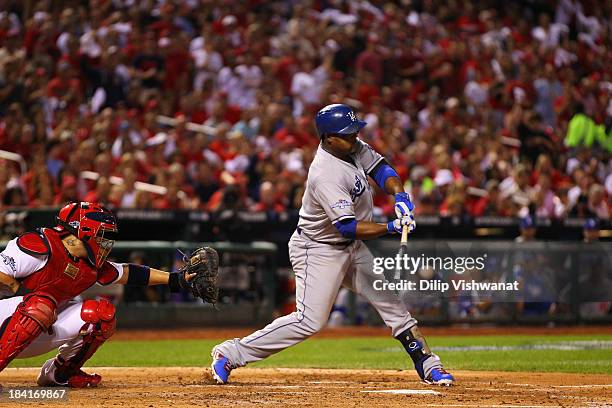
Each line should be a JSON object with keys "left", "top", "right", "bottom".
{"left": 211, "top": 104, "right": 455, "bottom": 386}
{"left": 0, "top": 201, "right": 218, "bottom": 387}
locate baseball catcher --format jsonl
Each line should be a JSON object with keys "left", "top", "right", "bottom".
{"left": 0, "top": 201, "right": 219, "bottom": 387}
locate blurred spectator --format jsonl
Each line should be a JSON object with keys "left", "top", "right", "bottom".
{"left": 587, "top": 184, "right": 609, "bottom": 220}
{"left": 3, "top": 185, "right": 27, "bottom": 207}
{"left": 84, "top": 176, "right": 112, "bottom": 206}
{"left": 583, "top": 218, "right": 600, "bottom": 243}
{"left": 119, "top": 167, "right": 138, "bottom": 208}
{"left": 533, "top": 64, "right": 563, "bottom": 126}
{"left": 132, "top": 34, "right": 164, "bottom": 89}
{"left": 565, "top": 104, "right": 610, "bottom": 152}
{"left": 251, "top": 181, "right": 285, "bottom": 213}
{"left": 193, "top": 161, "right": 220, "bottom": 207}
{"left": 291, "top": 56, "right": 330, "bottom": 117}
{"left": 500, "top": 164, "right": 531, "bottom": 208}
{"left": 54, "top": 175, "right": 79, "bottom": 204}
{"left": 515, "top": 215, "right": 537, "bottom": 243}
{"left": 153, "top": 181, "right": 190, "bottom": 209}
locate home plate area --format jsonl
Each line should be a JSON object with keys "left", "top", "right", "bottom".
{"left": 1, "top": 367, "right": 611, "bottom": 408}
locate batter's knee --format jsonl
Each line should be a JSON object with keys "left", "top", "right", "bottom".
{"left": 80, "top": 299, "right": 116, "bottom": 339}
{"left": 300, "top": 315, "right": 327, "bottom": 336}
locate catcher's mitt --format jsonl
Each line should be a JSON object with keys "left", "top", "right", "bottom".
{"left": 179, "top": 247, "right": 219, "bottom": 304}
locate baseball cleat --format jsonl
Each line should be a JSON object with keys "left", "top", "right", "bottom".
{"left": 211, "top": 350, "right": 234, "bottom": 384}
{"left": 424, "top": 368, "right": 455, "bottom": 386}
{"left": 66, "top": 370, "right": 102, "bottom": 388}
{"left": 37, "top": 358, "right": 102, "bottom": 388}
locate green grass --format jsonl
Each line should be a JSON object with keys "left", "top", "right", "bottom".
{"left": 10, "top": 334, "right": 612, "bottom": 374}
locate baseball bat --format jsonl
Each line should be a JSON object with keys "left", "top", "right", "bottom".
{"left": 393, "top": 222, "right": 410, "bottom": 280}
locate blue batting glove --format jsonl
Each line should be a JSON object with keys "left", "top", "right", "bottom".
{"left": 394, "top": 192, "right": 415, "bottom": 219}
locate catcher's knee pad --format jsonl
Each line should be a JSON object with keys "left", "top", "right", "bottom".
{"left": 80, "top": 299, "right": 116, "bottom": 339}
{"left": 395, "top": 325, "right": 436, "bottom": 380}
{"left": 0, "top": 295, "right": 57, "bottom": 371}
{"left": 54, "top": 299, "right": 116, "bottom": 380}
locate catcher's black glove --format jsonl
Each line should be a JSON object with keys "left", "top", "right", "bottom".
{"left": 174, "top": 247, "right": 220, "bottom": 305}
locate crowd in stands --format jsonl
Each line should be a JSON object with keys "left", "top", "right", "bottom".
{"left": 0, "top": 0, "right": 610, "bottom": 222}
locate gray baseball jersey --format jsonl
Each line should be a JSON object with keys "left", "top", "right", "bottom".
{"left": 213, "top": 139, "right": 442, "bottom": 379}
{"left": 298, "top": 139, "right": 384, "bottom": 243}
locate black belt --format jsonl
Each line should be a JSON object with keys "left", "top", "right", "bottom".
{"left": 296, "top": 227, "right": 352, "bottom": 247}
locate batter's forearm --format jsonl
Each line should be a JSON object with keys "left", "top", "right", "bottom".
{"left": 384, "top": 176, "right": 404, "bottom": 195}
{"left": 355, "top": 221, "right": 391, "bottom": 240}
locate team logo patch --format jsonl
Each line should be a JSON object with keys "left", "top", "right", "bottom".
{"left": 331, "top": 199, "right": 352, "bottom": 210}
{"left": 1, "top": 253, "right": 17, "bottom": 274}
{"left": 69, "top": 220, "right": 80, "bottom": 229}
{"left": 349, "top": 175, "right": 366, "bottom": 202}
{"left": 64, "top": 263, "right": 80, "bottom": 279}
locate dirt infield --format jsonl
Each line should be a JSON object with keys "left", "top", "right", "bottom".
{"left": 1, "top": 367, "right": 611, "bottom": 408}
{"left": 112, "top": 324, "right": 612, "bottom": 341}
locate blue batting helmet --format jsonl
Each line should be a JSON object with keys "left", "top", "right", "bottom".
{"left": 315, "top": 104, "right": 367, "bottom": 138}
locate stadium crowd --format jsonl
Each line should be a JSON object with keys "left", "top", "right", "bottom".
{"left": 0, "top": 0, "right": 610, "bottom": 221}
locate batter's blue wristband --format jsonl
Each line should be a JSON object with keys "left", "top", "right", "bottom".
{"left": 387, "top": 220, "right": 396, "bottom": 233}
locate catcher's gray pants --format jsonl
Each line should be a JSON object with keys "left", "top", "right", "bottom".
{"left": 214, "top": 231, "right": 438, "bottom": 371}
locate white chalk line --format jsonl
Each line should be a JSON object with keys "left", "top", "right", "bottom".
{"left": 361, "top": 389, "right": 441, "bottom": 395}
{"left": 258, "top": 391, "right": 309, "bottom": 395}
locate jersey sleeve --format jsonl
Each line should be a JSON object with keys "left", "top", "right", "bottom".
{"left": 313, "top": 182, "right": 356, "bottom": 223}
{"left": 97, "top": 261, "right": 124, "bottom": 286}
{"left": 0, "top": 238, "right": 48, "bottom": 279}
{"left": 353, "top": 139, "right": 385, "bottom": 175}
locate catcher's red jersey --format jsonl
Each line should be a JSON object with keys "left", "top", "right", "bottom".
{"left": 18, "top": 228, "right": 119, "bottom": 304}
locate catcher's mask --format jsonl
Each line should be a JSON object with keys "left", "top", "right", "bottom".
{"left": 57, "top": 201, "right": 118, "bottom": 268}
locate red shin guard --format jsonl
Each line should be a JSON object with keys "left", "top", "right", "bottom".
{"left": 0, "top": 295, "right": 56, "bottom": 372}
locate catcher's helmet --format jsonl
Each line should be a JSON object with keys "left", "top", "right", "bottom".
{"left": 315, "top": 104, "right": 367, "bottom": 138}
{"left": 57, "top": 201, "right": 118, "bottom": 268}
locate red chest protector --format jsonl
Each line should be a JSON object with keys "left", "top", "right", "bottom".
{"left": 18, "top": 228, "right": 119, "bottom": 304}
